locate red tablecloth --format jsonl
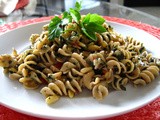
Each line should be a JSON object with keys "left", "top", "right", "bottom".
{"left": 0, "top": 16, "right": 160, "bottom": 120}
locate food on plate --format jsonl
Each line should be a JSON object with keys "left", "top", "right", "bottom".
{"left": 0, "top": 1, "right": 160, "bottom": 105}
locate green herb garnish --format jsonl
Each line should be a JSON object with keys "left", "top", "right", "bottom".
{"left": 48, "top": 16, "right": 63, "bottom": 40}
{"left": 48, "top": 1, "right": 107, "bottom": 41}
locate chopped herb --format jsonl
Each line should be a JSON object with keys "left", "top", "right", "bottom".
{"left": 120, "top": 85, "right": 126, "bottom": 91}
{"left": 139, "top": 46, "right": 145, "bottom": 53}
{"left": 113, "top": 50, "right": 124, "bottom": 60}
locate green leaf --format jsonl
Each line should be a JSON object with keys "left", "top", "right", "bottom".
{"left": 62, "top": 11, "right": 72, "bottom": 25}
{"left": 81, "top": 26, "right": 96, "bottom": 41}
{"left": 69, "top": 8, "right": 81, "bottom": 23}
{"left": 48, "top": 26, "right": 63, "bottom": 41}
{"left": 62, "top": 11, "right": 69, "bottom": 19}
{"left": 48, "top": 16, "right": 63, "bottom": 41}
{"left": 61, "top": 18, "right": 69, "bottom": 26}
{"left": 49, "top": 16, "right": 61, "bottom": 29}
{"left": 61, "top": 17, "right": 72, "bottom": 26}
{"left": 48, "top": 1, "right": 108, "bottom": 42}
{"left": 55, "top": 27, "right": 63, "bottom": 37}
{"left": 86, "top": 22, "right": 106, "bottom": 33}
{"left": 82, "top": 13, "right": 90, "bottom": 24}
{"left": 86, "top": 30, "right": 97, "bottom": 41}
{"left": 89, "top": 14, "right": 105, "bottom": 25}
{"left": 75, "top": 1, "right": 82, "bottom": 11}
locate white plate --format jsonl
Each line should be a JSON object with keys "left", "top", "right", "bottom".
{"left": 0, "top": 21, "right": 160, "bottom": 120}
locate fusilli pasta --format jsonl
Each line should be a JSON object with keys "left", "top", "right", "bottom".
{"left": 0, "top": 18, "right": 160, "bottom": 105}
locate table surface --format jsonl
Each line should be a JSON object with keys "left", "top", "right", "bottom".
{"left": 0, "top": 1, "right": 160, "bottom": 120}
{"left": 81, "top": 1, "right": 160, "bottom": 27}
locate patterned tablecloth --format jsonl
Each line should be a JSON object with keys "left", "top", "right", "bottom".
{"left": 0, "top": 16, "right": 160, "bottom": 120}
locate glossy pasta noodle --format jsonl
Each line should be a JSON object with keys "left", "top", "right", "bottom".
{"left": 0, "top": 20, "right": 160, "bottom": 105}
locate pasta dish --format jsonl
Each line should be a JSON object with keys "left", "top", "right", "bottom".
{"left": 0, "top": 2, "right": 159, "bottom": 105}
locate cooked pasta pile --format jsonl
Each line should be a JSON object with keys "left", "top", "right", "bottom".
{"left": 0, "top": 21, "right": 160, "bottom": 104}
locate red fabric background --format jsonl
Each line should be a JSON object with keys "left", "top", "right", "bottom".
{"left": 0, "top": 16, "right": 160, "bottom": 120}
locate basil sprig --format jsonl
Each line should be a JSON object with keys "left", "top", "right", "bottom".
{"left": 48, "top": 1, "right": 106, "bottom": 41}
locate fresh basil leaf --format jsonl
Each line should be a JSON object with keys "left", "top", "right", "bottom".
{"left": 48, "top": 29, "right": 56, "bottom": 40}
{"left": 89, "top": 14, "right": 105, "bottom": 25}
{"left": 49, "top": 16, "right": 61, "bottom": 28}
{"left": 61, "top": 18, "right": 69, "bottom": 26}
{"left": 62, "top": 11, "right": 69, "bottom": 19}
{"left": 55, "top": 27, "right": 63, "bottom": 37}
{"left": 48, "top": 16, "right": 62, "bottom": 41}
{"left": 81, "top": 26, "right": 96, "bottom": 41}
{"left": 82, "top": 13, "right": 90, "bottom": 24}
{"left": 62, "top": 11, "right": 72, "bottom": 25}
{"left": 69, "top": 8, "right": 81, "bottom": 23}
{"left": 86, "top": 30, "right": 97, "bottom": 41}
{"left": 86, "top": 22, "right": 106, "bottom": 33}
{"left": 48, "top": 1, "right": 108, "bottom": 42}
{"left": 75, "top": 1, "right": 82, "bottom": 11}
{"left": 48, "top": 26, "right": 63, "bottom": 41}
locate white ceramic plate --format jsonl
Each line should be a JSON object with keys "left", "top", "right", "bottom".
{"left": 0, "top": 21, "right": 160, "bottom": 120}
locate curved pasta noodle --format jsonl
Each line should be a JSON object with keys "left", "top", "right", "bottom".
{"left": 121, "top": 59, "right": 134, "bottom": 73}
{"left": 132, "top": 65, "right": 159, "bottom": 86}
{"left": 111, "top": 75, "right": 128, "bottom": 91}
{"left": 126, "top": 67, "right": 140, "bottom": 79}
{"left": 82, "top": 70, "right": 95, "bottom": 90}
{"left": 107, "top": 60, "right": 121, "bottom": 74}
{"left": 40, "top": 79, "right": 82, "bottom": 104}
{"left": 92, "top": 84, "right": 108, "bottom": 100}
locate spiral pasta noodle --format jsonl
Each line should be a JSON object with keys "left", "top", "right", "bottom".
{"left": 0, "top": 18, "right": 160, "bottom": 105}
